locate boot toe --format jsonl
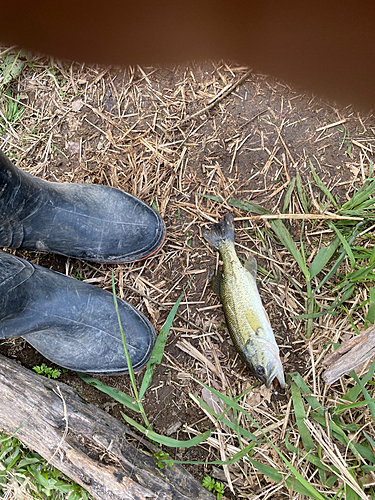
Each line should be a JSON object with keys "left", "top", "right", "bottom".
{"left": 22, "top": 287, "right": 156, "bottom": 374}
{"left": 0, "top": 151, "right": 165, "bottom": 263}
{"left": 0, "top": 251, "right": 156, "bottom": 374}
{"left": 23, "top": 183, "right": 166, "bottom": 263}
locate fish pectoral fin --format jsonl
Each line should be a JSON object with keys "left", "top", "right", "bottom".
{"left": 209, "top": 270, "right": 222, "bottom": 298}
{"left": 244, "top": 309, "right": 262, "bottom": 332}
{"left": 244, "top": 256, "right": 257, "bottom": 279}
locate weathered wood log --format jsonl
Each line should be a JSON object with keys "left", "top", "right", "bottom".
{"left": 0, "top": 354, "right": 213, "bottom": 500}
{"left": 323, "top": 324, "right": 375, "bottom": 385}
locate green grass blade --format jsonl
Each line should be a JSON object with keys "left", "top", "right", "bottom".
{"left": 295, "top": 283, "right": 355, "bottom": 320}
{"left": 2, "top": 51, "right": 25, "bottom": 86}
{"left": 77, "top": 373, "right": 141, "bottom": 412}
{"left": 352, "top": 443, "right": 375, "bottom": 465}
{"left": 282, "top": 177, "right": 296, "bottom": 213}
{"left": 194, "top": 378, "right": 328, "bottom": 500}
{"left": 120, "top": 412, "right": 211, "bottom": 448}
{"left": 163, "top": 442, "right": 256, "bottom": 467}
{"left": 269, "top": 219, "right": 309, "bottom": 278}
{"left": 369, "top": 245, "right": 375, "bottom": 265}
{"left": 361, "top": 465, "right": 375, "bottom": 472}
{"left": 365, "top": 286, "right": 375, "bottom": 327}
{"left": 285, "top": 430, "right": 336, "bottom": 474}
{"left": 291, "top": 382, "right": 315, "bottom": 451}
{"left": 341, "top": 179, "right": 375, "bottom": 211}
{"left": 310, "top": 412, "right": 374, "bottom": 464}
{"left": 309, "top": 159, "right": 339, "bottom": 209}
{"left": 139, "top": 280, "right": 191, "bottom": 400}
{"left": 288, "top": 372, "right": 323, "bottom": 415}
{"left": 350, "top": 371, "right": 375, "bottom": 423}
{"left": 194, "top": 379, "right": 254, "bottom": 418}
{"left": 190, "top": 394, "right": 257, "bottom": 442}
{"left": 246, "top": 457, "right": 283, "bottom": 482}
{"left": 197, "top": 193, "right": 271, "bottom": 215}
{"left": 329, "top": 223, "right": 355, "bottom": 269}
{"left": 284, "top": 476, "right": 329, "bottom": 499}
{"left": 342, "top": 358, "right": 375, "bottom": 403}
{"left": 309, "top": 236, "right": 340, "bottom": 279}
{"left": 363, "top": 431, "right": 375, "bottom": 451}
{"left": 316, "top": 246, "right": 349, "bottom": 291}
{"left": 336, "top": 261, "right": 375, "bottom": 287}
{"left": 111, "top": 272, "right": 150, "bottom": 428}
{"left": 335, "top": 398, "right": 375, "bottom": 414}
{"left": 111, "top": 273, "right": 138, "bottom": 398}
{"left": 296, "top": 174, "right": 309, "bottom": 212}
{"left": 247, "top": 456, "right": 330, "bottom": 499}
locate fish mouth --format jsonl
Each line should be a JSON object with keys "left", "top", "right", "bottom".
{"left": 265, "top": 359, "right": 286, "bottom": 390}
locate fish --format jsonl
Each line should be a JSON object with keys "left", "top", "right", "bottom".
{"left": 202, "top": 212, "right": 285, "bottom": 389}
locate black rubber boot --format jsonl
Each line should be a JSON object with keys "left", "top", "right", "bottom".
{"left": 0, "top": 250, "right": 155, "bottom": 374}
{"left": 0, "top": 151, "right": 165, "bottom": 263}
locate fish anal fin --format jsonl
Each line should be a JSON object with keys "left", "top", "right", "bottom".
{"left": 244, "top": 256, "right": 257, "bottom": 279}
{"left": 209, "top": 271, "right": 222, "bottom": 298}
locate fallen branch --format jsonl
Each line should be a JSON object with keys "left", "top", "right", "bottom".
{"left": 0, "top": 354, "right": 213, "bottom": 500}
{"left": 322, "top": 324, "right": 375, "bottom": 385}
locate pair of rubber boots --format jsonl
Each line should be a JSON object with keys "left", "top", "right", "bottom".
{"left": 0, "top": 151, "right": 165, "bottom": 375}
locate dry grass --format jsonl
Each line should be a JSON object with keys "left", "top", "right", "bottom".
{"left": 1, "top": 47, "right": 375, "bottom": 499}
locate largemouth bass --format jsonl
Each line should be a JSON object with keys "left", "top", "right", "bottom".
{"left": 202, "top": 213, "right": 285, "bottom": 389}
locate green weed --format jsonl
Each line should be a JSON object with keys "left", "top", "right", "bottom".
{"left": 32, "top": 364, "right": 61, "bottom": 379}
{"left": 153, "top": 451, "right": 173, "bottom": 469}
{"left": 0, "top": 50, "right": 28, "bottom": 87}
{"left": 0, "top": 90, "right": 25, "bottom": 134}
{"left": 202, "top": 476, "right": 224, "bottom": 499}
{"left": 0, "top": 433, "right": 91, "bottom": 499}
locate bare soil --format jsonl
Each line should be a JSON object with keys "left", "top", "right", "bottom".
{"left": 1, "top": 56, "right": 375, "bottom": 498}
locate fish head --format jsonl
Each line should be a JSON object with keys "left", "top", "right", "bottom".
{"left": 243, "top": 337, "right": 286, "bottom": 390}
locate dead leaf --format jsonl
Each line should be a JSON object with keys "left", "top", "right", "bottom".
{"left": 247, "top": 388, "right": 261, "bottom": 407}
{"left": 201, "top": 387, "right": 224, "bottom": 415}
{"left": 259, "top": 385, "right": 273, "bottom": 402}
{"left": 72, "top": 99, "right": 84, "bottom": 112}
{"left": 65, "top": 141, "right": 80, "bottom": 156}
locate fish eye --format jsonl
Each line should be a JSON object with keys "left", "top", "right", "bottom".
{"left": 256, "top": 365, "right": 265, "bottom": 376}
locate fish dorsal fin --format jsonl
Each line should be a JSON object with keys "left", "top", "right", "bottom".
{"left": 209, "top": 271, "right": 222, "bottom": 298}
{"left": 244, "top": 256, "right": 257, "bottom": 279}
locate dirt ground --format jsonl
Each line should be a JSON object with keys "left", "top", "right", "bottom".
{"left": 1, "top": 54, "right": 375, "bottom": 499}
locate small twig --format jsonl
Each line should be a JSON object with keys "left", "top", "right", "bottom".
{"left": 48, "top": 386, "right": 69, "bottom": 464}
{"left": 0, "top": 45, "right": 17, "bottom": 57}
{"left": 234, "top": 213, "right": 363, "bottom": 221}
{"left": 176, "top": 339, "right": 221, "bottom": 377}
{"left": 352, "top": 139, "right": 373, "bottom": 154}
{"left": 316, "top": 119, "right": 347, "bottom": 132}
{"left": 173, "top": 69, "right": 252, "bottom": 129}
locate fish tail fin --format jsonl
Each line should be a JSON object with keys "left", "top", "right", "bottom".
{"left": 202, "top": 212, "right": 235, "bottom": 249}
